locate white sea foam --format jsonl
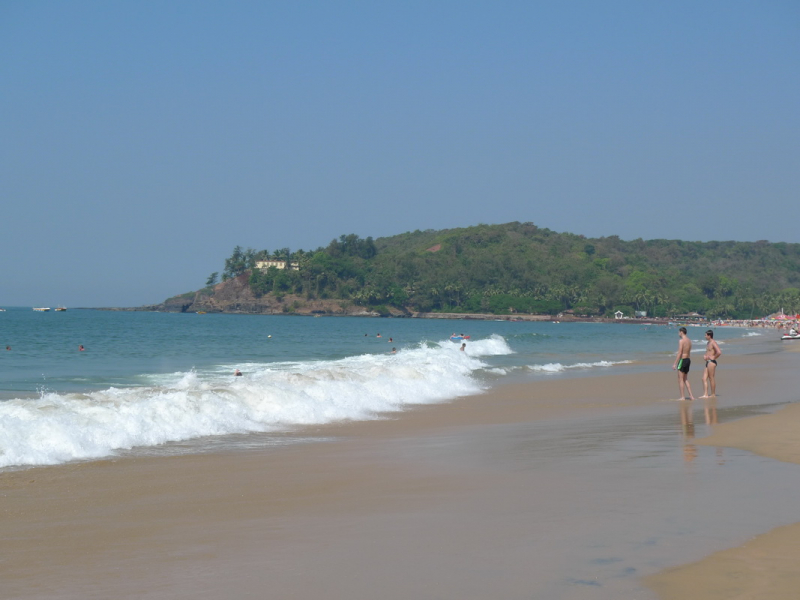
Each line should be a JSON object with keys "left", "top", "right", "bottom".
{"left": 526, "top": 360, "right": 632, "bottom": 373}
{"left": 0, "top": 336, "right": 512, "bottom": 468}
{"left": 742, "top": 331, "right": 762, "bottom": 337}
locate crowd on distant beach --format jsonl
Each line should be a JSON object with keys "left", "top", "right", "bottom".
{"left": 709, "top": 318, "right": 799, "bottom": 330}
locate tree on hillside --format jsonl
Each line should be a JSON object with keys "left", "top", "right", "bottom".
{"left": 222, "top": 246, "right": 257, "bottom": 280}
{"left": 196, "top": 223, "right": 800, "bottom": 317}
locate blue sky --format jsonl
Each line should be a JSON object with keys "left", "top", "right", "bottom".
{"left": 1, "top": 1, "right": 798, "bottom": 306}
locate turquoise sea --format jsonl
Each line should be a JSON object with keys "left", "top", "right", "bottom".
{"left": 0, "top": 308, "right": 771, "bottom": 470}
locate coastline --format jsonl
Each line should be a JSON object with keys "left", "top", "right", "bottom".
{"left": 2, "top": 340, "right": 799, "bottom": 599}
{"left": 87, "top": 305, "right": 782, "bottom": 331}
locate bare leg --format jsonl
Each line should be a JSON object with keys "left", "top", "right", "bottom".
{"left": 677, "top": 372, "right": 686, "bottom": 400}
{"left": 684, "top": 376, "right": 695, "bottom": 401}
{"left": 707, "top": 362, "right": 717, "bottom": 396}
{"left": 677, "top": 372, "right": 694, "bottom": 400}
{"left": 700, "top": 367, "right": 710, "bottom": 398}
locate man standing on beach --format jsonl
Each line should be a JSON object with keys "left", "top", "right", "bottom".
{"left": 672, "top": 327, "right": 695, "bottom": 400}
{"left": 700, "top": 330, "right": 722, "bottom": 398}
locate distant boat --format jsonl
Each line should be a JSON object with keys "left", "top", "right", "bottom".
{"left": 55, "top": 307, "right": 67, "bottom": 312}
{"left": 33, "top": 307, "right": 50, "bottom": 312}
{"left": 196, "top": 311, "right": 206, "bottom": 314}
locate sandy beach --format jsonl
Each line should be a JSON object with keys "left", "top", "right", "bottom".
{"left": 646, "top": 404, "right": 800, "bottom": 600}
{"left": 2, "top": 340, "right": 800, "bottom": 599}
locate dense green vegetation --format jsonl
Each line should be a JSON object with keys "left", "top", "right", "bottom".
{"left": 211, "top": 223, "right": 800, "bottom": 318}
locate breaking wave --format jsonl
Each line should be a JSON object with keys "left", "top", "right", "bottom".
{"left": 0, "top": 336, "right": 512, "bottom": 468}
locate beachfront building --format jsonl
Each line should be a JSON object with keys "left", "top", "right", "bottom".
{"left": 255, "top": 260, "right": 300, "bottom": 271}
{"left": 614, "top": 311, "right": 624, "bottom": 319}
{"left": 674, "top": 312, "right": 706, "bottom": 322}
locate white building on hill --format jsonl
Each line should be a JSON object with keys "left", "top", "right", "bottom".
{"left": 255, "top": 260, "right": 299, "bottom": 271}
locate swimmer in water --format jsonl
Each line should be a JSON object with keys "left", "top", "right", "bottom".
{"left": 234, "top": 369, "right": 242, "bottom": 376}
{"left": 460, "top": 343, "right": 466, "bottom": 351}
{"left": 79, "top": 345, "right": 85, "bottom": 351}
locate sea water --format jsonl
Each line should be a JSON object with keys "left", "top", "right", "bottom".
{"left": 0, "top": 308, "right": 773, "bottom": 469}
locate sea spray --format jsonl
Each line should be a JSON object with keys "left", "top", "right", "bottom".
{"left": 0, "top": 335, "right": 512, "bottom": 468}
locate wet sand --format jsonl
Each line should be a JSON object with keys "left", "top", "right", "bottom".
{"left": 646, "top": 402, "right": 800, "bottom": 600}
{"left": 2, "top": 345, "right": 799, "bottom": 600}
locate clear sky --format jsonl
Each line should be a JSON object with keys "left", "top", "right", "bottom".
{"left": 2, "top": 1, "right": 798, "bottom": 307}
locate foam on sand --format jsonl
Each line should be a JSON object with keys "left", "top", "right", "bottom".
{"left": 526, "top": 359, "right": 632, "bottom": 373}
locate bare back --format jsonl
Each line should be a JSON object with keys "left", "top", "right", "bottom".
{"left": 678, "top": 336, "right": 692, "bottom": 359}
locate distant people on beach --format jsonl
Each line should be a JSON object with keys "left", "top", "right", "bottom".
{"left": 700, "top": 330, "right": 722, "bottom": 398}
{"left": 672, "top": 327, "right": 695, "bottom": 400}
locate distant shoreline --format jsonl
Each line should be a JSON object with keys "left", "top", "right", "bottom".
{"left": 87, "top": 306, "right": 774, "bottom": 328}
{"left": 90, "top": 305, "right": 615, "bottom": 322}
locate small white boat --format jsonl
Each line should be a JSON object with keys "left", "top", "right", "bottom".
{"left": 781, "top": 334, "right": 800, "bottom": 341}
{"left": 33, "top": 307, "right": 50, "bottom": 312}
{"left": 55, "top": 307, "right": 67, "bottom": 312}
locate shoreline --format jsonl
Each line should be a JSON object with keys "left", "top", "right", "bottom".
{"left": 646, "top": 401, "right": 800, "bottom": 599}
{"left": 84, "top": 306, "right": 787, "bottom": 332}
{"left": 646, "top": 341, "right": 800, "bottom": 599}
{"left": 2, "top": 341, "right": 798, "bottom": 599}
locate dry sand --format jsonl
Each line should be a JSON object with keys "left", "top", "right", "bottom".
{"left": 646, "top": 404, "right": 800, "bottom": 600}
{"left": 2, "top": 347, "right": 799, "bottom": 600}
{"left": 646, "top": 348, "right": 800, "bottom": 600}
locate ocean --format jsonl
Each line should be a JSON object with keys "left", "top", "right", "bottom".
{"left": 6, "top": 308, "right": 800, "bottom": 600}
{"left": 0, "top": 308, "right": 769, "bottom": 470}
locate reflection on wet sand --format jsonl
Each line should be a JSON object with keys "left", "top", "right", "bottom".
{"left": 703, "top": 397, "right": 718, "bottom": 425}
{"left": 679, "top": 398, "right": 721, "bottom": 463}
{"left": 651, "top": 399, "right": 800, "bottom": 600}
{"left": 679, "top": 402, "right": 696, "bottom": 462}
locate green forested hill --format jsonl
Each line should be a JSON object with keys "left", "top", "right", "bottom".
{"left": 203, "top": 222, "right": 800, "bottom": 318}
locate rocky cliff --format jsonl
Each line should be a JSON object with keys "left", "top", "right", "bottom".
{"left": 160, "top": 274, "right": 398, "bottom": 316}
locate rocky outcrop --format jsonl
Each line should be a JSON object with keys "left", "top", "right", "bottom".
{"left": 158, "top": 274, "right": 406, "bottom": 316}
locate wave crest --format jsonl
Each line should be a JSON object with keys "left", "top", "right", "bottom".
{"left": 0, "top": 336, "right": 512, "bottom": 468}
